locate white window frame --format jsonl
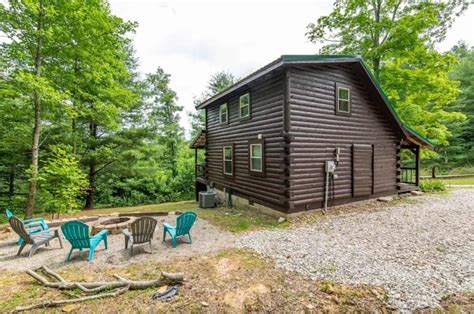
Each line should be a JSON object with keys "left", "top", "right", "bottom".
{"left": 219, "top": 103, "right": 228, "bottom": 123}
{"left": 239, "top": 93, "right": 250, "bottom": 118}
{"left": 249, "top": 143, "right": 263, "bottom": 172}
{"left": 223, "top": 145, "right": 233, "bottom": 175}
{"left": 337, "top": 87, "right": 351, "bottom": 113}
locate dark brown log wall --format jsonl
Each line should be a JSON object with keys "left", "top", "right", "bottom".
{"left": 206, "top": 73, "right": 287, "bottom": 212}
{"left": 287, "top": 64, "right": 399, "bottom": 213}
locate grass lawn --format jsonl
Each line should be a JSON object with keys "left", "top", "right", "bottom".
{"left": 441, "top": 176, "right": 474, "bottom": 185}
{"left": 1, "top": 200, "right": 287, "bottom": 233}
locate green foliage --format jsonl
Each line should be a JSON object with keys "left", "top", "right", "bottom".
{"left": 419, "top": 179, "right": 446, "bottom": 192}
{"left": 307, "top": 0, "right": 468, "bottom": 148}
{"left": 36, "top": 145, "right": 87, "bottom": 216}
{"left": 189, "top": 71, "right": 237, "bottom": 138}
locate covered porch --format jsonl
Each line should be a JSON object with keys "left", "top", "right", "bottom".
{"left": 189, "top": 130, "right": 207, "bottom": 201}
{"left": 399, "top": 125, "right": 434, "bottom": 193}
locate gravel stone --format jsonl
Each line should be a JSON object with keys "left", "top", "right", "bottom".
{"left": 238, "top": 189, "right": 474, "bottom": 310}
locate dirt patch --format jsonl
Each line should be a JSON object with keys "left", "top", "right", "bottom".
{"left": 0, "top": 249, "right": 390, "bottom": 312}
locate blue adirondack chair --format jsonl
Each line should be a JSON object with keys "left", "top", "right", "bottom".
{"left": 61, "top": 221, "right": 108, "bottom": 262}
{"left": 5, "top": 209, "right": 49, "bottom": 245}
{"left": 162, "top": 211, "right": 197, "bottom": 248}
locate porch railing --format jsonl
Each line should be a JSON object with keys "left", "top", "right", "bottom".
{"left": 196, "top": 163, "right": 206, "bottom": 179}
{"left": 401, "top": 167, "right": 417, "bottom": 185}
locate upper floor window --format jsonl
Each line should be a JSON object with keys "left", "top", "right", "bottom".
{"left": 223, "top": 145, "right": 233, "bottom": 176}
{"left": 219, "top": 103, "right": 228, "bottom": 123}
{"left": 336, "top": 83, "right": 351, "bottom": 115}
{"left": 249, "top": 139, "right": 265, "bottom": 176}
{"left": 239, "top": 93, "right": 250, "bottom": 118}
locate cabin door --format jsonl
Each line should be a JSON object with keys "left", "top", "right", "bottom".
{"left": 352, "top": 144, "right": 374, "bottom": 197}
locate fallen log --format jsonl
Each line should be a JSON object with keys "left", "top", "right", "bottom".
{"left": 14, "top": 266, "right": 184, "bottom": 312}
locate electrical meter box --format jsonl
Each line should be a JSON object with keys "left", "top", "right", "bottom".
{"left": 325, "top": 160, "right": 336, "bottom": 173}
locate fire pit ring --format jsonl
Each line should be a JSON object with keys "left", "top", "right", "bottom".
{"left": 91, "top": 217, "right": 135, "bottom": 235}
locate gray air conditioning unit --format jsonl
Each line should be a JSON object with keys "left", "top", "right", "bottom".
{"left": 199, "top": 191, "right": 216, "bottom": 208}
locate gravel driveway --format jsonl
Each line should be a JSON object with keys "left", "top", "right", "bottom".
{"left": 238, "top": 189, "right": 474, "bottom": 310}
{"left": 0, "top": 215, "right": 238, "bottom": 271}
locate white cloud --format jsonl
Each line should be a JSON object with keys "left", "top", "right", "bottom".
{"left": 109, "top": 0, "right": 474, "bottom": 137}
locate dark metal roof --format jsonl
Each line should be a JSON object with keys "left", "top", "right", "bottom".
{"left": 196, "top": 55, "right": 433, "bottom": 149}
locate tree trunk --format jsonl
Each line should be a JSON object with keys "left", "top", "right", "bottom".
{"left": 84, "top": 123, "right": 97, "bottom": 209}
{"left": 25, "top": 0, "right": 44, "bottom": 218}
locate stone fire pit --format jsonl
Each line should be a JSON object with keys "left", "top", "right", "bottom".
{"left": 91, "top": 217, "right": 136, "bottom": 235}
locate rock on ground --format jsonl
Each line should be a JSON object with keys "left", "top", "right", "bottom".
{"left": 238, "top": 189, "right": 474, "bottom": 311}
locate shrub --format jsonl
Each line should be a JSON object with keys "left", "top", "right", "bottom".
{"left": 36, "top": 145, "right": 88, "bottom": 218}
{"left": 419, "top": 179, "right": 446, "bottom": 192}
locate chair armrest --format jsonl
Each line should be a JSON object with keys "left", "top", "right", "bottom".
{"left": 23, "top": 217, "right": 45, "bottom": 223}
{"left": 94, "top": 229, "right": 108, "bottom": 238}
{"left": 122, "top": 228, "right": 131, "bottom": 237}
{"left": 24, "top": 222, "right": 43, "bottom": 229}
{"left": 163, "top": 223, "right": 175, "bottom": 230}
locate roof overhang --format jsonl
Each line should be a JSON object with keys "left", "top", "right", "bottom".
{"left": 189, "top": 129, "right": 206, "bottom": 149}
{"left": 196, "top": 55, "right": 434, "bottom": 150}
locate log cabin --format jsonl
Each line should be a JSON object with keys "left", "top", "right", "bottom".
{"left": 190, "top": 55, "right": 433, "bottom": 217}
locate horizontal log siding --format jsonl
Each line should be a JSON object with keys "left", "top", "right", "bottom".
{"left": 287, "top": 65, "right": 398, "bottom": 212}
{"left": 206, "top": 74, "right": 287, "bottom": 212}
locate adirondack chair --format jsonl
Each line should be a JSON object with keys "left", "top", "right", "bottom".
{"left": 162, "top": 211, "right": 197, "bottom": 248}
{"left": 61, "top": 221, "right": 108, "bottom": 262}
{"left": 9, "top": 216, "right": 62, "bottom": 257}
{"left": 5, "top": 209, "right": 49, "bottom": 246}
{"left": 123, "top": 217, "right": 157, "bottom": 255}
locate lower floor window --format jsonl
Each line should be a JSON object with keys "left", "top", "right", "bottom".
{"left": 249, "top": 139, "right": 265, "bottom": 175}
{"left": 250, "top": 144, "right": 262, "bottom": 172}
{"left": 223, "top": 145, "right": 233, "bottom": 175}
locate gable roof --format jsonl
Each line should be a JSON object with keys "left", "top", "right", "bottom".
{"left": 196, "top": 55, "right": 433, "bottom": 149}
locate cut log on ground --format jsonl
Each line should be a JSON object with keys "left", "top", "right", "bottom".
{"left": 14, "top": 266, "right": 184, "bottom": 312}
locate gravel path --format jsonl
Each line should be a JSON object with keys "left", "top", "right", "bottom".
{"left": 238, "top": 189, "right": 474, "bottom": 310}
{"left": 0, "top": 215, "right": 238, "bottom": 271}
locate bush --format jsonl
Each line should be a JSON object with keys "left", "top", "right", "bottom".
{"left": 419, "top": 179, "right": 446, "bottom": 192}
{"left": 36, "top": 145, "right": 88, "bottom": 218}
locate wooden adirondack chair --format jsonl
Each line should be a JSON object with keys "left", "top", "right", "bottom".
{"left": 162, "top": 211, "right": 197, "bottom": 248}
{"left": 5, "top": 209, "right": 49, "bottom": 245}
{"left": 123, "top": 217, "right": 157, "bottom": 255}
{"left": 61, "top": 221, "right": 108, "bottom": 262}
{"left": 9, "top": 216, "right": 62, "bottom": 257}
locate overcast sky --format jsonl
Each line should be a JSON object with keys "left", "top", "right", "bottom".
{"left": 109, "top": 0, "right": 474, "bottom": 137}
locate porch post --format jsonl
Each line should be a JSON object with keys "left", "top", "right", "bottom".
{"left": 194, "top": 148, "right": 197, "bottom": 179}
{"left": 415, "top": 146, "right": 420, "bottom": 186}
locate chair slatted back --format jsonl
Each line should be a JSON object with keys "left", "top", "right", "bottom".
{"left": 176, "top": 212, "right": 197, "bottom": 236}
{"left": 61, "top": 221, "right": 91, "bottom": 249}
{"left": 131, "top": 217, "right": 157, "bottom": 244}
{"left": 9, "top": 216, "right": 33, "bottom": 244}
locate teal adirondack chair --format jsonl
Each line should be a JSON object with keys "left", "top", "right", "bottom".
{"left": 5, "top": 209, "right": 49, "bottom": 245}
{"left": 162, "top": 211, "right": 197, "bottom": 248}
{"left": 61, "top": 221, "right": 108, "bottom": 262}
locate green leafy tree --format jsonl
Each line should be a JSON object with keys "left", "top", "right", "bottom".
{"left": 0, "top": 0, "right": 67, "bottom": 217}
{"left": 145, "top": 68, "right": 184, "bottom": 176}
{"left": 36, "top": 145, "right": 87, "bottom": 219}
{"left": 307, "top": 0, "right": 468, "bottom": 147}
{"left": 189, "top": 71, "right": 237, "bottom": 138}
{"left": 432, "top": 42, "right": 474, "bottom": 168}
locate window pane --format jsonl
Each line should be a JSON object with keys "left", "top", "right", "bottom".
{"left": 251, "top": 144, "right": 261, "bottom": 158}
{"left": 338, "top": 88, "right": 349, "bottom": 100}
{"left": 338, "top": 100, "right": 349, "bottom": 112}
{"left": 224, "top": 161, "right": 232, "bottom": 174}
{"left": 251, "top": 158, "right": 262, "bottom": 171}
{"left": 240, "top": 94, "right": 249, "bottom": 117}
{"left": 224, "top": 147, "right": 232, "bottom": 160}
{"left": 240, "top": 105, "right": 249, "bottom": 117}
{"left": 220, "top": 104, "right": 227, "bottom": 122}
